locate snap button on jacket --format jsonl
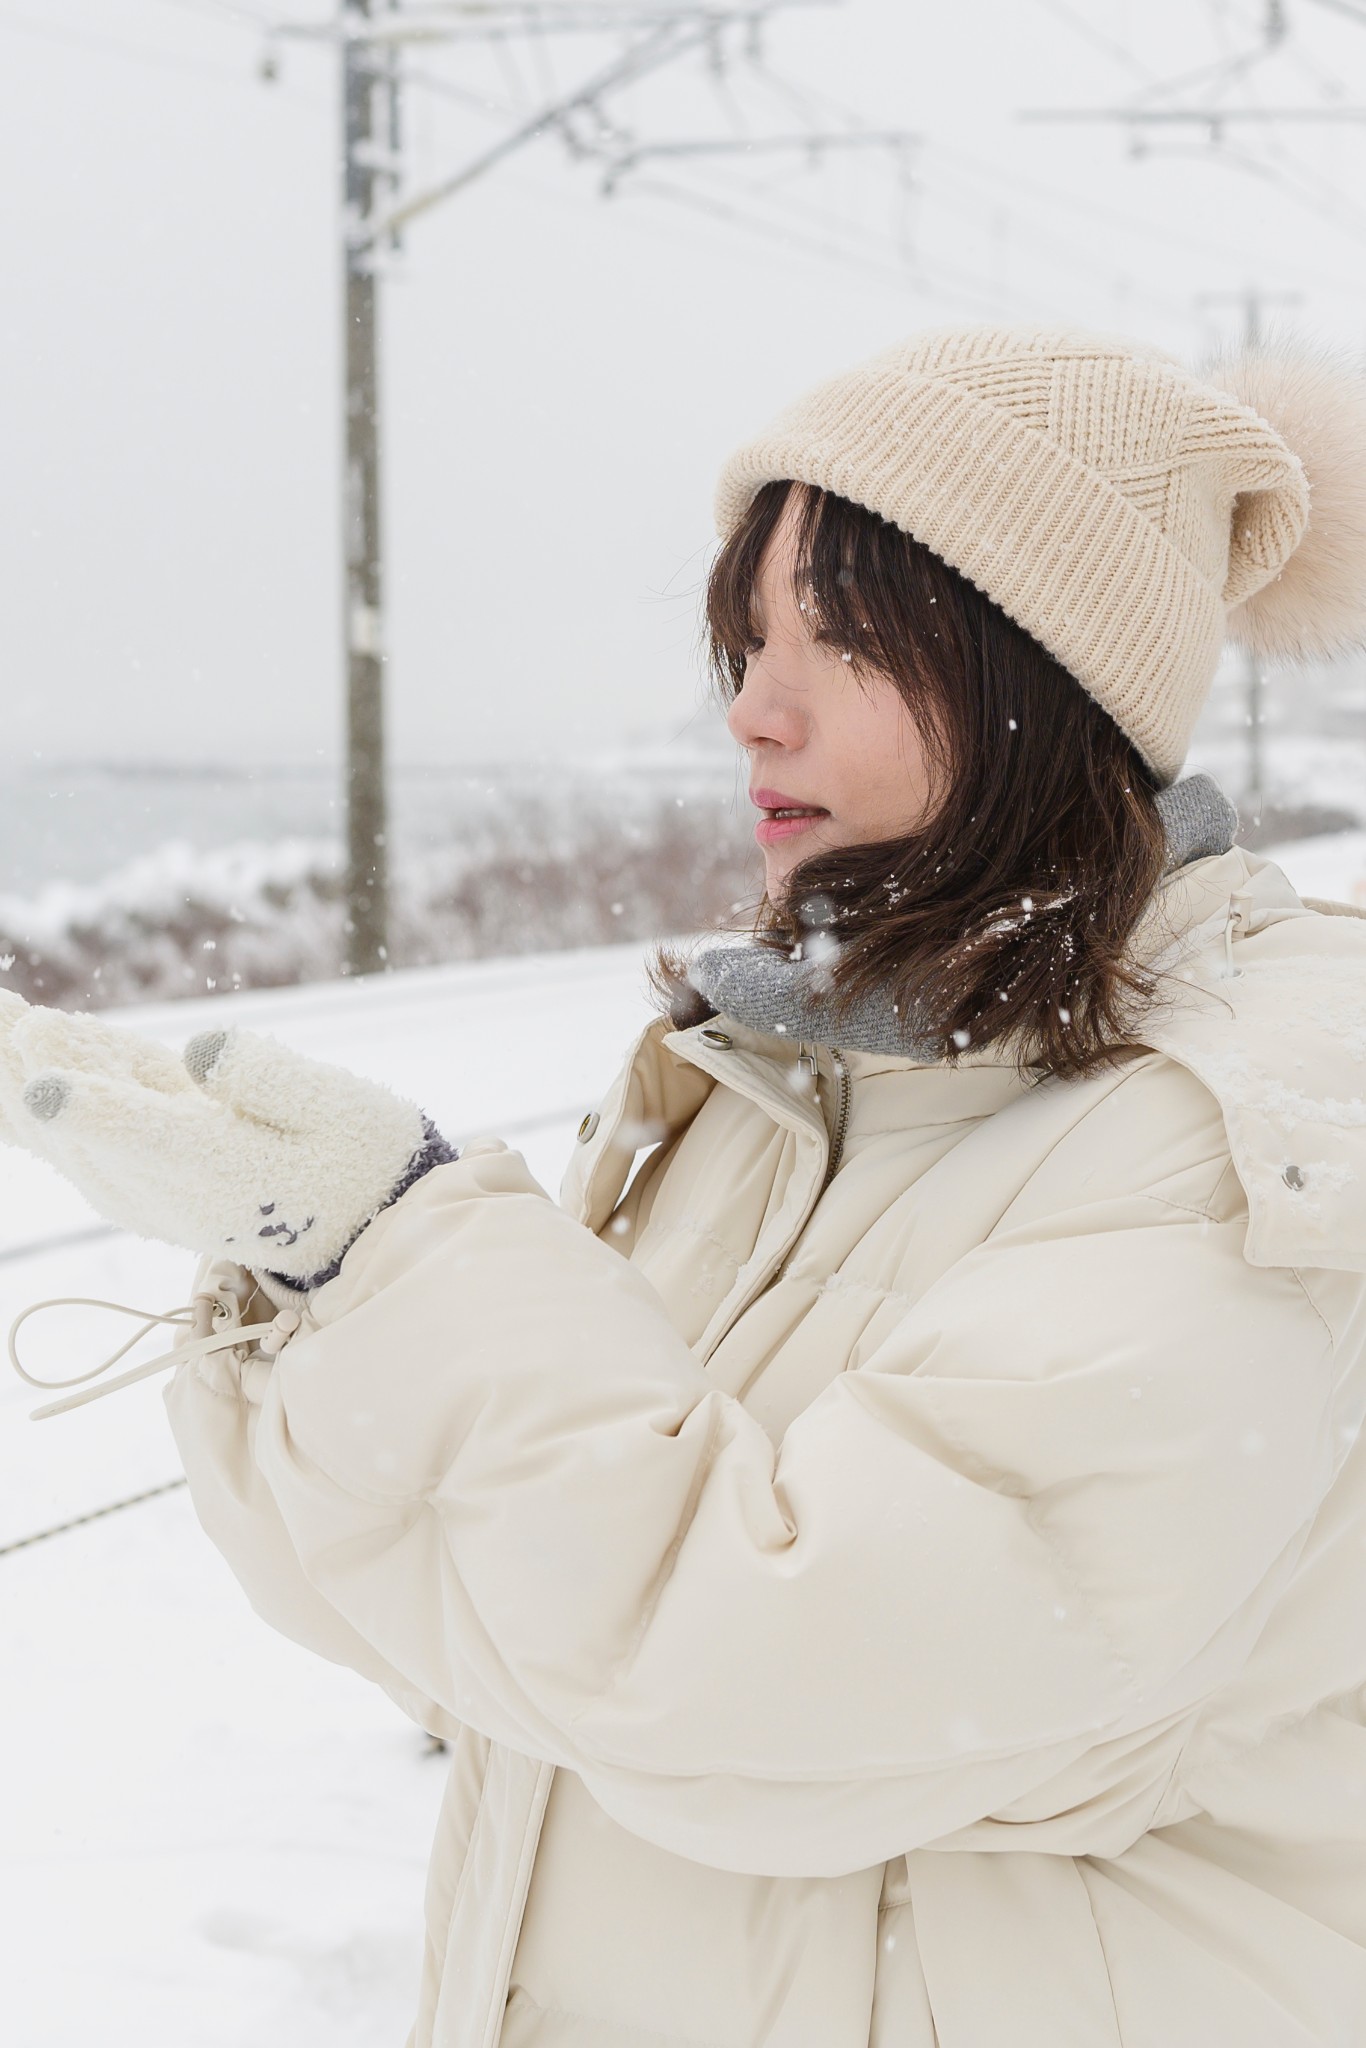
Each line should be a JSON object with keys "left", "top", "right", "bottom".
{"left": 165, "top": 844, "right": 1366, "bottom": 2047}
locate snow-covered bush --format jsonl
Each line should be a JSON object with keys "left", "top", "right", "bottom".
{"left": 0, "top": 794, "right": 757, "bottom": 1010}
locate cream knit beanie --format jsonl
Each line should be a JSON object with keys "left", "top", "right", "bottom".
{"left": 714, "top": 325, "right": 1366, "bottom": 785}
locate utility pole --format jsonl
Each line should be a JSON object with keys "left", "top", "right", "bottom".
{"left": 270, "top": 1, "right": 906, "bottom": 974}
{"left": 1197, "top": 287, "right": 1304, "bottom": 826}
{"left": 341, "top": 0, "right": 399, "bottom": 977}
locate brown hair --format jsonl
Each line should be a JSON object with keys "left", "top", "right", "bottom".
{"left": 682, "top": 479, "right": 1171, "bottom": 1082}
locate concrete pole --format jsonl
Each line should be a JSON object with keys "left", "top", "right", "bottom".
{"left": 342, "top": 0, "right": 389, "bottom": 976}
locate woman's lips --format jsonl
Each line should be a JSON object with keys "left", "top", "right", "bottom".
{"left": 750, "top": 787, "right": 829, "bottom": 847}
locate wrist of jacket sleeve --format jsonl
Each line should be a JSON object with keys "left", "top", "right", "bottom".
{"left": 264, "top": 1116, "right": 460, "bottom": 1295}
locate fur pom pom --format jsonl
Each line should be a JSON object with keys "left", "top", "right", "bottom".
{"left": 1211, "top": 340, "right": 1366, "bottom": 662}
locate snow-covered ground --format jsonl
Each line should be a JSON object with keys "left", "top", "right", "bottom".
{"left": 1259, "top": 829, "right": 1366, "bottom": 907}
{"left": 0, "top": 943, "right": 658, "bottom": 2048}
{"left": 2, "top": 829, "right": 1363, "bottom": 2048}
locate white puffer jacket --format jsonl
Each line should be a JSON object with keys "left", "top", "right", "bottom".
{"left": 166, "top": 843, "right": 1366, "bottom": 2048}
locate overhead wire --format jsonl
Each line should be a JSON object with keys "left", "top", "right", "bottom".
{"left": 913, "top": 165, "right": 1194, "bottom": 321}
{"left": 525, "top": 11, "right": 561, "bottom": 101}
{"left": 1202, "top": 133, "right": 1366, "bottom": 243}
{"left": 403, "top": 59, "right": 522, "bottom": 123}
{"left": 739, "top": 51, "right": 1202, "bottom": 324}
{"left": 1183, "top": 0, "right": 1366, "bottom": 246}
{"left": 664, "top": 9, "right": 1172, "bottom": 325}
{"left": 624, "top": 171, "right": 900, "bottom": 276}
{"left": 614, "top": 168, "right": 996, "bottom": 307}
{"left": 1279, "top": 14, "right": 1354, "bottom": 96}
{"left": 931, "top": 136, "right": 1359, "bottom": 295}
{"left": 1026, "top": 0, "right": 1158, "bottom": 82}
{"left": 149, "top": 0, "right": 279, "bottom": 26}
{"left": 369, "top": 12, "right": 927, "bottom": 293}
{"left": 613, "top": 118, "right": 928, "bottom": 265}
{"left": 1012, "top": 0, "right": 1366, "bottom": 265}
{"left": 491, "top": 21, "right": 536, "bottom": 110}
{"left": 394, "top": 18, "right": 965, "bottom": 306}
{"left": 34, "top": 7, "right": 1360, "bottom": 344}
{"left": 0, "top": 3, "right": 261, "bottom": 78}
{"left": 701, "top": 19, "right": 752, "bottom": 135}
{"left": 621, "top": 133, "right": 1137, "bottom": 324}
{"left": 696, "top": 52, "right": 1017, "bottom": 305}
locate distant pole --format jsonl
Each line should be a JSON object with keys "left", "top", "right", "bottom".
{"left": 1245, "top": 648, "right": 1265, "bottom": 825}
{"left": 342, "top": 0, "right": 389, "bottom": 976}
{"left": 272, "top": 0, "right": 882, "bottom": 975}
{"left": 1197, "top": 285, "right": 1303, "bottom": 824}
{"left": 1243, "top": 292, "right": 1266, "bottom": 826}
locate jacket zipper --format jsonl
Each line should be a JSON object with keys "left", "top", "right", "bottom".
{"left": 699, "top": 1043, "right": 850, "bottom": 1362}
{"left": 819, "top": 1046, "right": 851, "bottom": 1195}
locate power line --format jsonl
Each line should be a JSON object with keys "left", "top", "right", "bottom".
{"left": 911, "top": 167, "right": 1193, "bottom": 323}
{"left": 0, "top": 4, "right": 257, "bottom": 78}
{"left": 361, "top": 17, "right": 714, "bottom": 247}
{"left": 727, "top": 53, "right": 1201, "bottom": 325}
{"left": 930, "top": 137, "right": 1329, "bottom": 289}
{"left": 1196, "top": 283, "right": 1305, "bottom": 819}
{"left": 402, "top": 58, "right": 520, "bottom": 118}
{"left": 743, "top": 45, "right": 1330, "bottom": 300}
{"left": 627, "top": 140, "right": 1120, "bottom": 325}
{"left": 149, "top": 0, "right": 279, "bottom": 26}
{"left": 600, "top": 128, "right": 913, "bottom": 191}
{"left": 284, "top": 0, "right": 837, "bottom": 43}
{"left": 647, "top": 144, "right": 1025, "bottom": 317}
{"left": 258, "top": 0, "right": 918, "bottom": 974}
{"left": 1019, "top": 104, "right": 1366, "bottom": 123}
{"left": 1026, "top": 0, "right": 1157, "bottom": 81}
{"left": 1019, "top": 48, "right": 1366, "bottom": 247}
{"left": 1305, "top": 0, "right": 1366, "bottom": 23}
{"left": 622, "top": 169, "right": 916, "bottom": 286}
{"left": 1204, "top": 133, "right": 1366, "bottom": 242}
{"left": 1279, "top": 21, "right": 1356, "bottom": 98}
{"left": 1214, "top": 0, "right": 1366, "bottom": 235}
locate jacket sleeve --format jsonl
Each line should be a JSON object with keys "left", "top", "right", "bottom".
{"left": 164, "top": 1321, "right": 466, "bottom": 1743}
{"left": 164, "top": 1138, "right": 1340, "bottom": 1877}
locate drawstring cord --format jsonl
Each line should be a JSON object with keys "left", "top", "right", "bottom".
{"left": 1222, "top": 889, "right": 1253, "bottom": 980}
{"left": 7, "top": 1274, "right": 295, "bottom": 1421}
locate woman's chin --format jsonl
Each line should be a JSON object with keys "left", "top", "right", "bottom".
{"left": 762, "top": 854, "right": 799, "bottom": 904}
{"left": 763, "top": 834, "right": 826, "bottom": 905}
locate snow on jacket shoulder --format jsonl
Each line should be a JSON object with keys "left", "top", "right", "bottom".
{"left": 164, "top": 844, "right": 1366, "bottom": 2048}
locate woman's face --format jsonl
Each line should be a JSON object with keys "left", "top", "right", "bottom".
{"left": 725, "top": 496, "right": 935, "bottom": 902}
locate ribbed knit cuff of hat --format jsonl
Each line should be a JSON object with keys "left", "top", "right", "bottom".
{"left": 684, "top": 771, "right": 1238, "bottom": 1060}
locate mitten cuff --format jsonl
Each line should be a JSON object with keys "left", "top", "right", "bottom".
{"left": 263, "top": 1117, "right": 459, "bottom": 1296}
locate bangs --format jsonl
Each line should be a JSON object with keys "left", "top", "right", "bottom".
{"left": 705, "top": 478, "right": 960, "bottom": 781}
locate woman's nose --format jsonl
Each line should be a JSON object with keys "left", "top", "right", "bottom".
{"left": 725, "top": 658, "right": 806, "bottom": 752}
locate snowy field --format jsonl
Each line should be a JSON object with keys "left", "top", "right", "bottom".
{"left": 0, "top": 943, "right": 659, "bottom": 2048}
{"left": 2, "top": 829, "right": 1363, "bottom": 2048}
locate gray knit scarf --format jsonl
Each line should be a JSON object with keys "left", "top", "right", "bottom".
{"left": 686, "top": 772, "right": 1238, "bottom": 1059}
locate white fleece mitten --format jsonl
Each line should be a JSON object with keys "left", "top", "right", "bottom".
{"left": 0, "top": 996, "right": 452, "bottom": 1286}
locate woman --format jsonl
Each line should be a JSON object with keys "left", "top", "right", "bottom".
{"left": 6, "top": 323, "right": 1366, "bottom": 2046}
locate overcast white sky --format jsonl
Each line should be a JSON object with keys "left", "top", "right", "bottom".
{"left": 3, "top": 0, "right": 1366, "bottom": 770}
